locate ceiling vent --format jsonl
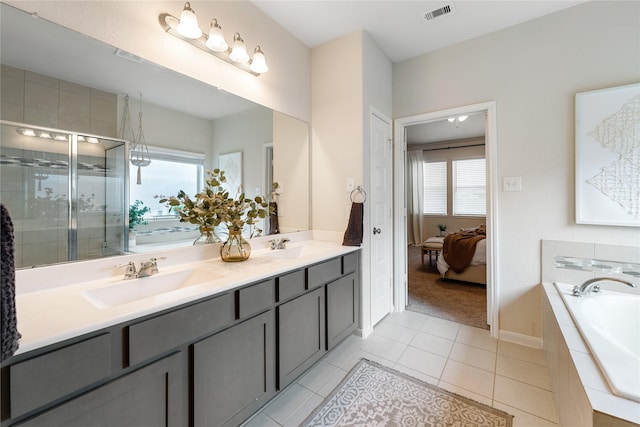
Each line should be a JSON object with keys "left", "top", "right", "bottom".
{"left": 422, "top": 3, "right": 456, "bottom": 22}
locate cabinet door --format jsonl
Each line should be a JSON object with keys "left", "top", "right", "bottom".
{"left": 278, "top": 287, "right": 326, "bottom": 389}
{"left": 326, "top": 273, "right": 358, "bottom": 350}
{"left": 193, "top": 310, "right": 275, "bottom": 427}
{"left": 15, "top": 353, "right": 182, "bottom": 427}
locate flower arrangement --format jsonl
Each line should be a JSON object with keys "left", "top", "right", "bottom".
{"left": 159, "top": 168, "right": 277, "bottom": 241}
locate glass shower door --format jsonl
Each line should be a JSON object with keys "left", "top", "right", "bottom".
{"left": 0, "top": 121, "right": 127, "bottom": 268}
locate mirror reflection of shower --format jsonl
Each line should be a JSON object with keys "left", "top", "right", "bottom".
{"left": 0, "top": 121, "right": 128, "bottom": 268}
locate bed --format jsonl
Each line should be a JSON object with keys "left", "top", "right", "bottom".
{"left": 436, "top": 226, "right": 487, "bottom": 285}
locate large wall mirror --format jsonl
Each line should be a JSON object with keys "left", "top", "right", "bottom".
{"left": 0, "top": 3, "right": 310, "bottom": 268}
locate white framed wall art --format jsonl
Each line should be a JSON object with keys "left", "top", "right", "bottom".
{"left": 575, "top": 83, "right": 640, "bottom": 227}
{"left": 218, "top": 151, "right": 243, "bottom": 196}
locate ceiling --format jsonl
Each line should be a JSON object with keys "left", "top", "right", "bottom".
{"left": 252, "top": 1, "right": 586, "bottom": 62}
{"left": 251, "top": 0, "right": 587, "bottom": 144}
{"left": 2, "top": 1, "right": 587, "bottom": 142}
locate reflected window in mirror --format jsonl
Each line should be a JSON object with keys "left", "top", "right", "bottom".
{"left": 129, "top": 146, "right": 204, "bottom": 250}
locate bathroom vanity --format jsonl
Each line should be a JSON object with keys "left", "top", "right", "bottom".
{"left": 1, "top": 238, "right": 360, "bottom": 427}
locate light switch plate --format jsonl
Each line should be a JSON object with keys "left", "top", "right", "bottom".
{"left": 503, "top": 176, "right": 522, "bottom": 192}
{"left": 346, "top": 178, "right": 355, "bottom": 192}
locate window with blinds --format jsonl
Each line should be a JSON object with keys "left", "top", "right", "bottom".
{"left": 129, "top": 145, "right": 205, "bottom": 217}
{"left": 422, "top": 161, "right": 447, "bottom": 215}
{"left": 453, "top": 158, "right": 486, "bottom": 216}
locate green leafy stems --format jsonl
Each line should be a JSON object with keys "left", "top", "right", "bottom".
{"left": 159, "top": 169, "right": 279, "bottom": 238}
{"left": 129, "top": 199, "right": 151, "bottom": 230}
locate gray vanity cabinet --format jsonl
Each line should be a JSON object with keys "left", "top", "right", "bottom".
{"left": 278, "top": 286, "right": 326, "bottom": 389}
{"left": 14, "top": 353, "right": 182, "bottom": 427}
{"left": 1, "top": 250, "right": 360, "bottom": 427}
{"left": 326, "top": 273, "right": 358, "bottom": 350}
{"left": 193, "top": 310, "right": 275, "bottom": 427}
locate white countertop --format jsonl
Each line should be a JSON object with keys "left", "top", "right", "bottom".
{"left": 14, "top": 236, "right": 360, "bottom": 356}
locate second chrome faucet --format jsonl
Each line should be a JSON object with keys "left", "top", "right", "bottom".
{"left": 117, "top": 257, "right": 166, "bottom": 279}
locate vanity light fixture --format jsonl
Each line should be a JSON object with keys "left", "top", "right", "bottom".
{"left": 159, "top": 2, "right": 268, "bottom": 76}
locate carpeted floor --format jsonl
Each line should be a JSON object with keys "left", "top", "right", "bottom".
{"left": 303, "top": 359, "right": 512, "bottom": 426}
{"left": 407, "top": 245, "right": 489, "bottom": 330}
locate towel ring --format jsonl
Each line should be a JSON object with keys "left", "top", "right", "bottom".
{"left": 350, "top": 185, "right": 367, "bottom": 203}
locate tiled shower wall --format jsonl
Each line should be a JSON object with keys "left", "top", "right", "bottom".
{"left": 0, "top": 65, "right": 117, "bottom": 137}
{"left": 0, "top": 65, "right": 119, "bottom": 267}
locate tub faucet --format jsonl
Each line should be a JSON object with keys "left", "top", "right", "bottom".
{"left": 137, "top": 257, "right": 165, "bottom": 278}
{"left": 269, "top": 238, "right": 290, "bottom": 250}
{"left": 572, "top": 277, "right": 636, "bottom": 297}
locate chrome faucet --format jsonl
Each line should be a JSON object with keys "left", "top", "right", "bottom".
{"left": 137, "top": 257, "right": 165, "bottom": 278}
{"left": 572, "top": 277, "right": 636, "bottom": 297}
{"left": 116, "top": 261, "right": 138, "bottom": 280}
{"left": 269, "top": 238, "right": 290, "bottom": 250}
{"left": 116, "top": 257, "right": 165, "bottom": 279}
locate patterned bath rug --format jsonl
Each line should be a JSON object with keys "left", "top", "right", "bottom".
{"left": 302, "top": 359, "right": 513, "bottom": 427}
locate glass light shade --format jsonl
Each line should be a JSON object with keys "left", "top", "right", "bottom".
{"left": 447, "top": 118, "right": 456, "bottom": 123}
{"left": 458, "top": 115, "right": 469, "bottom": 122}
{"left": 229, "top": 33, "right": 249, "bottom": 64}
{"left": 250, "top": 46, "right": 268, "bottom": 74}
{"left": 18, "top": 128, "right": 36, "bottom": 136}
{"left": 205, "top": 19, "right": 228, "bottom": 52}
{"left": 176, "top": 2, "right": 202, "bottom": 39}
{"left": 39, "top": 132, "right": 52, "bottom": 139}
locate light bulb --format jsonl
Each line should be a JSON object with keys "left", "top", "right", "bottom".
{"left": 205, "top": 19, "right": 228, "bottom": 52}
{"left": 17, "top": 128, "right": 36, "bottom": 137}
{"left": 447, "top": 118, "right": 455, "bottom": 123}
{"left": 176, "top": 2, "right": 202, "bottom": 39}
{"left": 250, "top": 46, "right": 269, "bottom": 74}
{"left": 229, "top": 33, "right": 249, "bottom": 64}
{"left": 458, "top": 115, "right": 468, "bottom": 122}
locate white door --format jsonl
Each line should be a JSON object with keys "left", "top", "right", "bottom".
{"left": 370, "top": 111, "right": 393, "bottom": 325}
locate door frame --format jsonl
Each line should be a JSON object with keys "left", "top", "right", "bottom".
{"left": 393, "top": 101, "right": 500, "bottom": 337}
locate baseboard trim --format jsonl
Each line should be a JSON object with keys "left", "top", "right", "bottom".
{"left": 499, "top": 330, "right": 543, "bottom": 349}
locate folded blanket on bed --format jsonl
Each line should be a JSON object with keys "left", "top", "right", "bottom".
{"left": 442, "top": 225, "right": 486, "bottom": 274}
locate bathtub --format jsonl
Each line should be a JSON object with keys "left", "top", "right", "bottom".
{"left": 555, "top": 282, "right": 640, "bottom": 403}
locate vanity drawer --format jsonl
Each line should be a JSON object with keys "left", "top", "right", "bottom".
{"left": 307, "top": 257, "right": 342, "bottom": 290}
{"left": 277, "top": 269, "right": 305, "bottom": 302}
{"left": 10, "top": 333, "right": 111, "bottom": 418}
{"left": 237, "top": 279, "right": 274, "bottom": 319}
{"left": 128, "top": 293, "right": 234, "bottom": 365}
{"left": 343, "top": 252, "right": 358, "bottom": 275}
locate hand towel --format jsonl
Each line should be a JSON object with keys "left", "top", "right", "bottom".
{"left": 342, "top": 202, "right": 364, "bottom": 246}
{"left": 268, "top": 202, "right": 279, "bottom": 235}
{"left": 1, "top": 203, "right": 20, "bottom": 361}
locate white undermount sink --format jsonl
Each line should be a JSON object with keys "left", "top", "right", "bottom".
{"left": 263, "top": 245, "right": 317, "bottom": 259}
{"left": 82, "top": 269, "right": 220, "bottom": 308}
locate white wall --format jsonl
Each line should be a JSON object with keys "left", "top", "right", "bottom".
{"left": 6, "top": 1, "right": 311, "bottom": 123}
{"left": 393, "top": 1, "right": 640, "bottom": 338}
{"left": 123, "top": 96, "right": 214, "bottom": 168}
{"left": 273, "top": 111, "right": 309, "bottom": 232}
{"left": 211, "top": 106, "right": 273, "bottom": 198}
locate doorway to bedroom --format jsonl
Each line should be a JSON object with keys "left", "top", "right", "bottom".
{"left": 393, "top": 102, "right": 498, "bottom": 334}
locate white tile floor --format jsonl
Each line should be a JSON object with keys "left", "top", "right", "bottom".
{"left": 243, "top": 310, "right": 559, "bottom": 427}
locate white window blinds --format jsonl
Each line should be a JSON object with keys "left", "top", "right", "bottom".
{"left": 422, "top": 161, "right": 447, "bottom": 215}
{"left": 453, "top": 158, "right": 486, "bottom": 216}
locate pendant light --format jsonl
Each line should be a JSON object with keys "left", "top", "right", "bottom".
{"left": 130, "top": 93, "right": 151, "bottom": 185}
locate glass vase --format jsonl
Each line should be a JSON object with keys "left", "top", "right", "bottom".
{"left": 220, "top": 228, "right": 251, "bottom": 262}
{"left": 193, "top": 226, "right": 219, "bottom": 246}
